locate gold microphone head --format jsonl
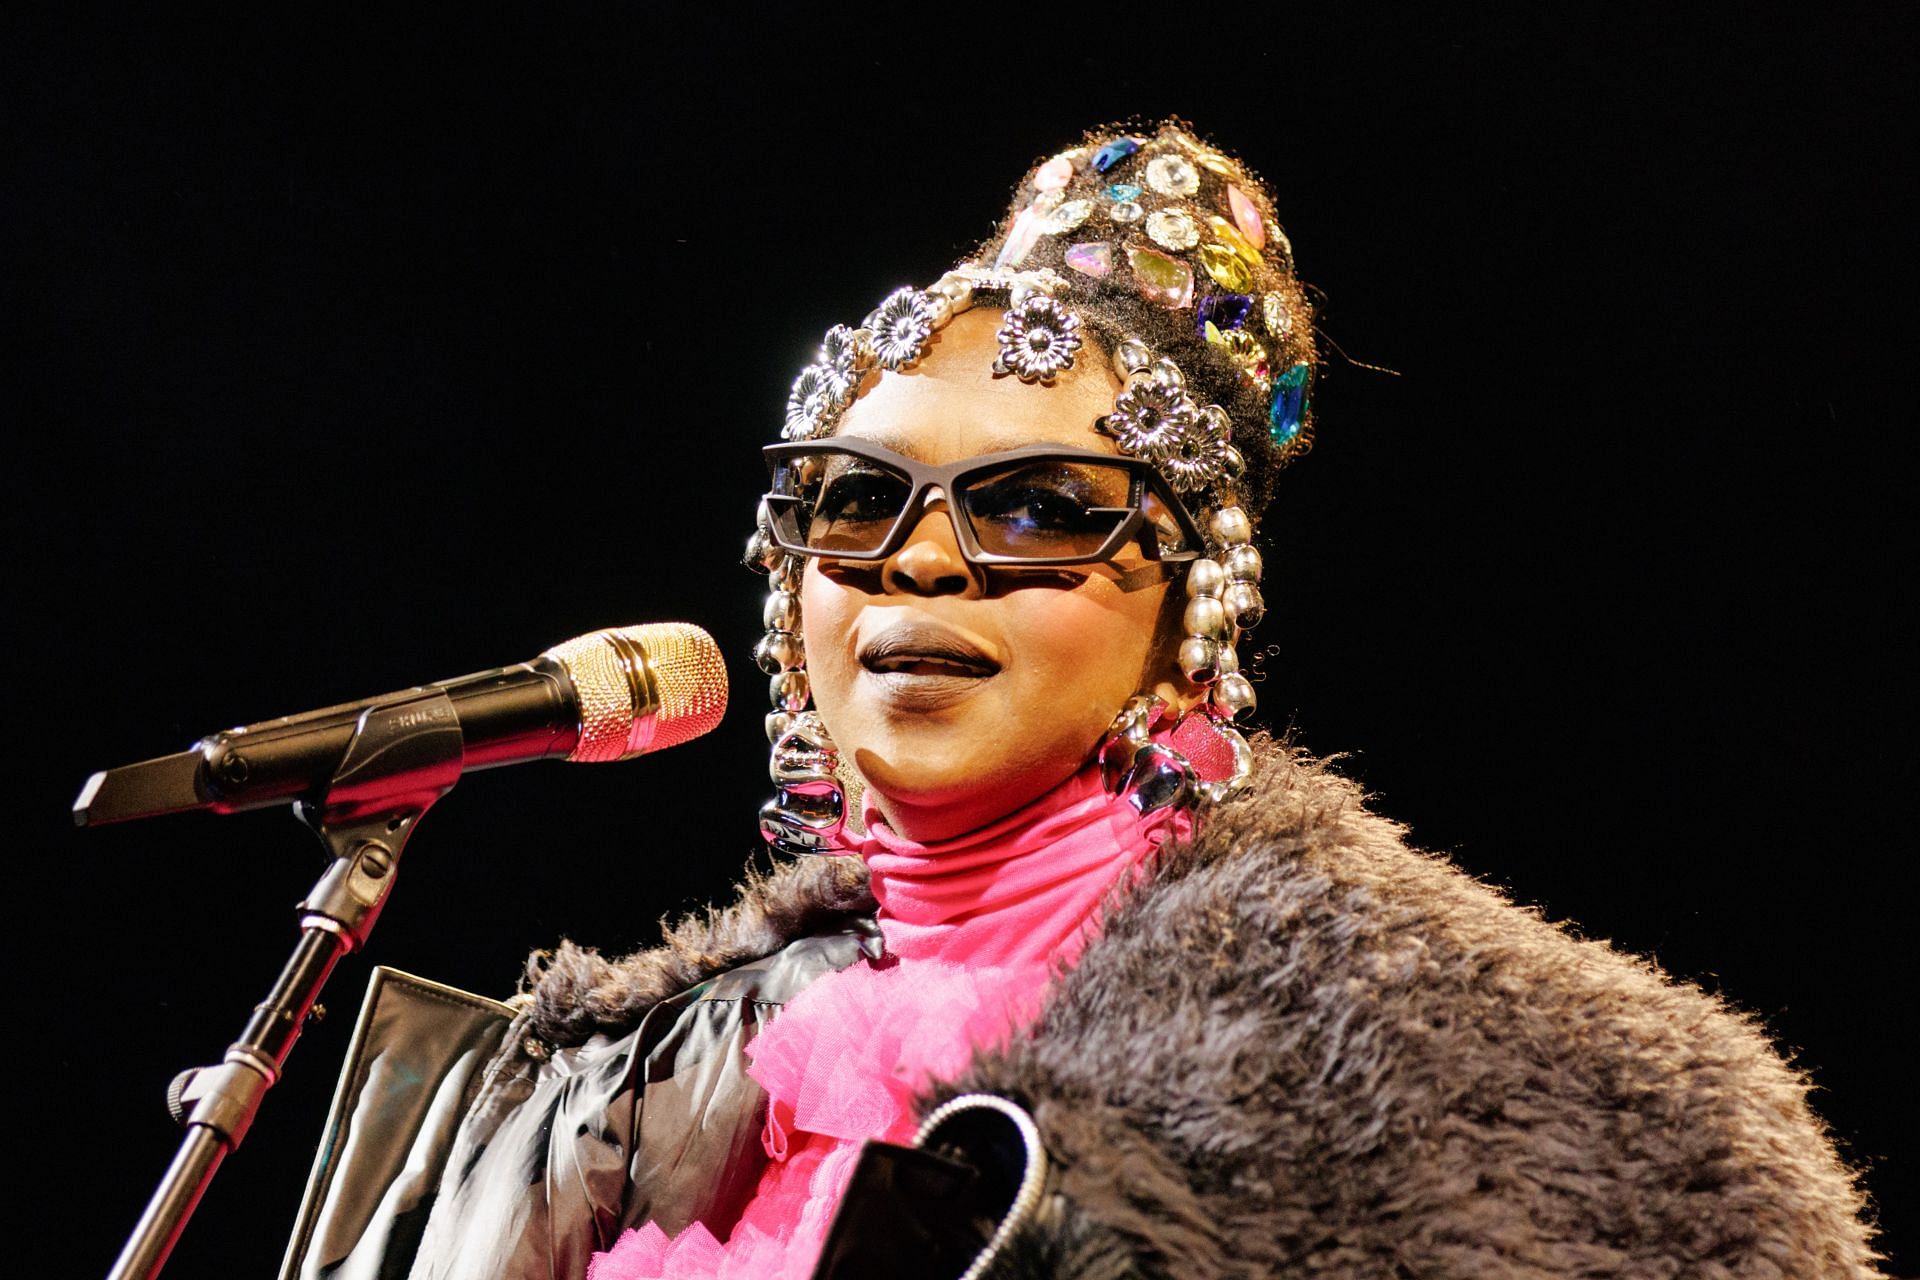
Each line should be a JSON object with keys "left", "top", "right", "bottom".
{"left": 542, "top": 623, "right": 729, "bottom": 762}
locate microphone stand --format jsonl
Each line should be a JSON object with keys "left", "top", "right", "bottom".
{"left": 105, "top": 689, "right": 466, "bottom": 1280}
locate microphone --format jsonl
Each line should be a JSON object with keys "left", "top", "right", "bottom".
{"left": 72, "top": 623, "right": 729, "bottom": 827}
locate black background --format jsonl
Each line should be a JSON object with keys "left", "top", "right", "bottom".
{"left": 7, "top": 8, "right": 1913, "bottom": 1276}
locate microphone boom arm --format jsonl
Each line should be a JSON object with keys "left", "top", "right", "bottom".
{"left": 106, "top": 688, "right": 466, "bottom": 1280}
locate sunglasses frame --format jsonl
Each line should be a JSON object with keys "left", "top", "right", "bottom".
{"left": 762, "top": 437, "right": 1207, "bottom": 567}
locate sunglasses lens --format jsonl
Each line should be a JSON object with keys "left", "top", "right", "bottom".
{"left": 959, "top": 460, "right": 1136, "bottom": 559}
{"left": 767, "top": 449, "right": 912, "bottom": 554}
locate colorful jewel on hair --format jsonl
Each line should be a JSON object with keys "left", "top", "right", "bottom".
{"left": 1205, "top": 324, "right": 1272, "bottom": 393}
{"left": 1064, "top": 241, "right": 1114, "bottom": 277}
{"left": 1125, "top": 244, "right": 1195, "bottom": 308}
{"left": 996, "top": 202, "right": 1046, "bottom": 269}
{"left": 1092, "top": 137, "right": 1142, "bottom": 172}
{"left": 1196, "top": 294, "right": 1255, "bottom": 337}
{"left": 1268, "top": 362, "right": 1310, "bottom": 448}
{"left": 1197, "top": 243, "right": 1252, "bottom": 291}
{"left": 1207, "top": 216, "right": 1263, "bottom": 268}
{"left": 1033, "top": 153, "right": 1075, "bottom": 191}
{"left": 1227, "top": 186, "right": 1266, "bottom": 249}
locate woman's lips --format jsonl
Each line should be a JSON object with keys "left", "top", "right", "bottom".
{"left": 857, "top": 622, "right": 1000, "bottom": 709}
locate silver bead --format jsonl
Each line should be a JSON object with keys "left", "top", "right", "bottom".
{"left": 1099, "top": 694, "right": 1167, "bottom": 793}
{"left": 924, "top": 291, "right": 953, "bottom": 329}
{"left": 1179, "top": 635, "right": 1221, "bottom": 684}
{"left": 1147, "top": 356, "right": 1185, "bottom": 389}
{"left": 1224, "top": 544, "right": 1263, "bottom": 583}
{"left": 1120, "top": 743, "right": 1191, "bottom": 816}
{"left": 1210, "top": 505, "right": 1252, "bottom": 547}
{"left": 771, "top": 670, "right": 810, "bottom": 712}
{"left": 744, "top": 529, "right": 780, "bottom": 574}
{"left": 1224, "top": 581, "right": 1265, "bottom": 629}
{"left": 1123, "top": 694, "right": 1163, "bottom": 746}
{"left": 770, "top": 555, "right": 802, "bottom": 592}
{"left": 768, "top": 712, "right": 838, "bottom": 783}
{"left": 1183, "top": 595, "right": 1229, "bottom": 640}
{"left": 754, "top": 630, "right": 805, "bottom": 674}
{"left": 763, "top": 590, "right": 800, "bottom": 632}
{"left": 1218, "top": 642, "right": 1240, "bottom": 675}
{"left": 932, "top": 274, "right": 973, "bottom": 308}
{"left": 1185, "top": 558, "right": 1226, "bottom": 599}
{"left": 765, "top": 709, "right": 795, "bottom": 743}
{"left": 1213, "top": 673, "right": 1257, "bottom": 720}
{"left": 1222, "top": 445, "right": 1246, "bottom": 479}
{"left": 1110, "top": 338, "right": 1153, "bottom": 379}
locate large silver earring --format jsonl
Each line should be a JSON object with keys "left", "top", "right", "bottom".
{"left": 760, "top": 710, "right": 850, "bottom": 856}
{"left": 1098, "top": 694, "right": 1256, "bottom": 817}
{"left": 1099, "top": 494, "right": 1266, "bottom": 817}
{"left": 746, "top": 510, "right": 852, "bottom": 856}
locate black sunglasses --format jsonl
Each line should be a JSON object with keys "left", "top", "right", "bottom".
{"left": 761, "top": 438, "right": 1205, "bottom": 567}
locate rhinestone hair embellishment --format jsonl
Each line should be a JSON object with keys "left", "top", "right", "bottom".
{"left": 1042, "top": 199, "right": 1094, "bottom": 235}
{"left": 1143, "top": 152, "right": 1201, "bottom": 197}
{"left": 1145, "top": 207, "right": 1201, "bottom": 252}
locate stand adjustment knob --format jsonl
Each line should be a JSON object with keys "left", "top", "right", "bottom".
{"left": 166, "top": 1067, "right": 202, "bottom": 1126}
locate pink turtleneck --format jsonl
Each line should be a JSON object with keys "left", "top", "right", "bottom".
{"left": 858, "top": 759, "right": 1186, "bottom": 968}
{"left": 587, "top": 755, "right": 1194, "bottom": 1280}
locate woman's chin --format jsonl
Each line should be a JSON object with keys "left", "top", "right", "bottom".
{"left": 850, "top": 742, "right": 1084, "bottom": 841}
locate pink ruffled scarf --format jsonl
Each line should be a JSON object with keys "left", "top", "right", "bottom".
{"left": 587, "top": 756, "right": 1192, "bottom": 1279}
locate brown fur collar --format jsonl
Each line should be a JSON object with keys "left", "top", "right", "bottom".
{"left": 523, "top": 847, "right": 875, "bottom": 1047}
{"left": 522, "top": 736, "right": 1882, "bottom": 1275}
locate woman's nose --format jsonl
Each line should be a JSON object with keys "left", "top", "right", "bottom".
{"left": 883, "top": 494, "right": 979, "bottom": 597}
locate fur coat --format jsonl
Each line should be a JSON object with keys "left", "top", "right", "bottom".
{"left": 523, "top": 738, "right": 1881, "bottom": 1278}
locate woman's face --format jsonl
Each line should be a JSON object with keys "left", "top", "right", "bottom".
{"left": 801, "top": 307, "right": 1188, "bottom": 842}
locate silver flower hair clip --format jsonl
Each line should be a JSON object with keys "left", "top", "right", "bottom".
{"left": 992, "top": 293, "right": 1082, "bottom": 385}
{"left": 780, "top": 270, "right": 1242, "bottom": 508}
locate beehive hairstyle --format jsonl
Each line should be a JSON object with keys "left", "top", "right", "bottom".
{"left": 748, "top": 122, "right": 1313, "bottom": 848}
{"left": 966, "top": 118, "right": 1318, "bottom": 522}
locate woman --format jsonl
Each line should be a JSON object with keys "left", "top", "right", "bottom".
{"left": 289, "top": 122, "right": 1880, "bottom": 1278}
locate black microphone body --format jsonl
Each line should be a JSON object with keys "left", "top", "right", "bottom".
{"left": 73, "top": 624, "right": 727, "bottom": 827}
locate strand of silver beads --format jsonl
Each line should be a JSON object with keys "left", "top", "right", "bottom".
{"left": 1104, "top": 339, "right": 1265, "bottom": 728}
